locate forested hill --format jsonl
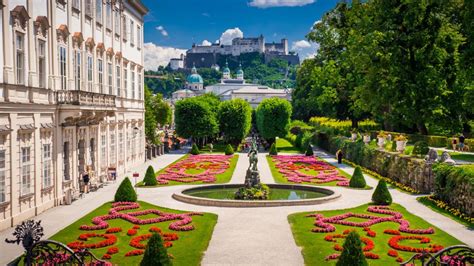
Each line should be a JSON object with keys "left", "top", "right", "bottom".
{"left": 145, "top": 52, "right": 298, "bottom": 98}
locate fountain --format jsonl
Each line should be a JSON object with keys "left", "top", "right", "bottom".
{"left": 173, "top": 137, "right": 340, "bottom": 207}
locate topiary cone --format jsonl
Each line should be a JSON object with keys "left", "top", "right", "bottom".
{"left": 224, "top": 144, "right": 234, "bottom": 155}
{"left": 143, "top": 165, "right": 157, "bottom": 186}
{"left": 336, "top": 231, "right": 368, "bottom": 266}
{"left": 372, "top": 179, "right": 392, "bottom": 205}
{"left": 269, "top": 142, "right": 278, "bottom": 155}
{"left": 305, "top": 144, "right": 314, "bottom": 156}
{"left": 349, "top": 166, "right": 366, "bottom": 188}
{"left": 140, "top": 233, "right": 172, "bottom": 266}
{"left": 114, "top": 177, "right": 137, "bottom": 202}
{"left": 190, "top": 143, "right": 200, "bottom": 155}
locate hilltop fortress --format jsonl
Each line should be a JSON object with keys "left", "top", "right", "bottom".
{"left": 170, "top": 35, "right": 300, "bottom": 70}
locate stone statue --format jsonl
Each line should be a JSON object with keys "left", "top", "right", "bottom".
{"left": 425, "top": 149, "right": 439, "bottom": 163}
{"left": 439, "top": 151, "right": 456, "bottom": 165}
{"left": 245, "top": 137, "right": 261, "bottom": 188}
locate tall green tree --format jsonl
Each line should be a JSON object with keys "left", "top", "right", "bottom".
{"left": 256, "top": 98, "right": 292, "bottom": 143}
{"left": 174, "top": 97, "right": 219, "bottom": 142}
{"left": 144, "top": 85, "right": 158, "bottom": 143}
{"left": 218, "top": 99, "right": 252, "bottom": 144}
{"left": 150, "top": 93, "right": 172, "bottom": 127}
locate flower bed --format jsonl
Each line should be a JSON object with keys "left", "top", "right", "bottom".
{"left": 288, "top": 203, "right": 463, "bottom": 265}
{"left": 269, "top": 155, "right": 349, "bottom": 186}
{"left": 51, "top": 201, "right": 218, "bottom": 266}
{"left": 156, "top": 155, "right": 235, "bottom": 184}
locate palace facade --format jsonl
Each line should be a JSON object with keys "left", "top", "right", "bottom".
{"left": 0, "top": 0, "right": 147, "bottom": 230}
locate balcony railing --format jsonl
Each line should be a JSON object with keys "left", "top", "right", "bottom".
{"left": 57, "top": 90, "right": 116, "bottom": 107}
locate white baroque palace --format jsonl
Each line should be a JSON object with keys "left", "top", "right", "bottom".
{"left": 0, "top": 0, "right": 148, "bottom": 230}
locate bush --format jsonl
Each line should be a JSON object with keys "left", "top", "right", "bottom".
{"left": 269, "top": 143, "right": 278, "bottom": 155}
{"left": 349, "top": 167, "right": 366, "bottom": 188}
{"left": 305, "top": 144, "right": 314, "bottom": 156}
{"left": 143, "top": 166, "right": 157, "bottom": 186}
{"left": 412, "top": 141, "right": 429, "bottom": 156}
{"left": 224, "top": 144, "right": 234, "bottom": 155}
{"left": 372, "top": 180, "right": 392, "bottom": 205}
{"left": 390, "top": 140, "right": 397, "bottom": 152}
{"left": 114, "top": 177, "right": 137, "bottom": 202}
{"left": 336, "top": 231, "right": 368, "bottom": 266}
{"left": 256, "top": 98, "right": 292, "bottom": 141}
{"left": 140, "top": 233, "right": 172, "bottom": 266}
{"left": 190, "top": 143, "right": 200, "bottom": 155}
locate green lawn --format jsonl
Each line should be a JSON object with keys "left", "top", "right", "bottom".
{"left": 275, "top": 138, "right": 302, "bottom": 154}
{"left": 266, "top": 155, "right": 351, "bottom": 186}
{"left": 50, "top": 201, "right": 217, "bottom": 266}
{"left": 435, "top": 151, "right": 474, "bottom": 162}
{"left": 199, "top": 142, "right": 242, "bottom": 153}
{"left": 137, "top": 154, "right": 239, "bottom": 187}
{"left": 288, "top": 203, "right": 463, "bottom": 265}
{"left": 417, "top": 196, "right": 474, "bottom": 229}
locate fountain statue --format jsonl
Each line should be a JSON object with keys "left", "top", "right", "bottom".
{"left": 245, "top": 138, "right": 261, "bottom": 188}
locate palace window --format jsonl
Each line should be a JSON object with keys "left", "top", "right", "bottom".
{"left": 108, "top": 62, "right": 113, "bottom": 94}
{"left": 106, "top": 1, "right": 112, "bottom": 30}
{"left": 21, "top": 147, "right": 32, "bottom": 195}
{"left": 16, "top": 33, "right": 25, "bottom": 85}
{"left": 137, "top": 25, "right": 141, "bottom": 49}
{"left": 63, "top": 141, "right": 70, "bottom": 180}
{"left": 101, "top": 134, "right": 106, "bottom": 166}
{"left": 110, "top": 133, "right": 116, "bottom": 164}
{"left": 123, "top": 67, "right": 128, "bottom": 97}
{"left": 90, "top": 138, "right": 95, "bottom": 170}
{"left": 131, "top": 128, "right": 136, "bottom": 157}
{"left": 72, "top": 0, "right": 81, "bottom": 11}
{"left": 116, "top": 65, "right": 121, "bottom": 96}
{"left": 98, "top": 58, "right": 103, "bottom": 93}
{"left": 131, "top": 70, "right": 135, "bottom": 99}
{"left": 37, "top": 40, "right": 46, "bottom": 88}
{"left": 126, "top": 132, "right": 130, "bottom": 158}
{"left": 138, "top": 72, "right": 142, "bottom": 100}
{"left": 87, "top": 55, "right": 93, "bottom": 91}
{"left": 96, "top": 0, "right": 102, "bottom": 24}
{"left": 85, "top": 0, "right": 93, "bottom": 17}
{"left": 0, "top": 150, "right": 5, "bottom": 202}
{"left": 42, "top": 144, "right": 52, "bottom": 188}
{"left": 59, "top": 46, "right": 67, "bottom": 90}
{"left": 119, "top": 132, "right": 123, "bottom": 162}
{"left": 114, "top": 10, "right": 120, "bottom": 35}
{"left": 74, "top": 50, "right": 82, "bottom": 90}
{"left": 130, "top": 20, "right": 134, "bottom": 46}
{"left": 122, "top": 15, "right": 127, "bottom": 41}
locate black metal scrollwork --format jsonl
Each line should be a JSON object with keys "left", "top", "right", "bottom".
{"left": 5, "top": 220, "right": 109, "bottom": 266}
{"left": 400, "top": 245, "right": 474, "bottom": 266}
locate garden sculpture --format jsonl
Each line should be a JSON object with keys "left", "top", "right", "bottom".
{"left": 245, "top": 137, "right": 261, "bottom": 187}
{"left": 424, "top": 149, "right": 438, "bottom": 163}
{"left": 439, "top": 151, "right": 455, "bottom": 165}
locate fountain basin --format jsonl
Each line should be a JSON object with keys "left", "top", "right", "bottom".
{"left": 172, "top": 184, "right": 340, "bottom": 207}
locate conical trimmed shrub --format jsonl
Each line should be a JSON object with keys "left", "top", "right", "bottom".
{"left": 349, "top": 166, "right": 366, "bottom": 188}
{"left": 269, "top": 142, "right": 278, "bottom": 155}
{"left": 140, "top": 233, "right": 172, "bottom": 266}
{"left": 143, "top": 165, "right": 157, "bottom": 186}
{"left": 336, "top": 231, "right": 368, "bottom": 266}
{"left": 190, "top": 143, "right": 200, "bottom": 155}
{"left": 114, "top": 177, "right": 137, "bottom": 202}
{"left": 224, "top": 144, "right": 234, "bottom": 155}
{"left": 372, "top": 180, "right": 392, "bottom": 205}
{"left": 305, "top": 144, "right": 314, "bottom": 156}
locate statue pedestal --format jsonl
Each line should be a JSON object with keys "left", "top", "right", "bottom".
{"left": 244, "top": 169, "right": 261, "bottom": 188}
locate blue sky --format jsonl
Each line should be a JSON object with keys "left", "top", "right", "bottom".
{"left": 142, "top": 0, "right": 339, "bottom": 70}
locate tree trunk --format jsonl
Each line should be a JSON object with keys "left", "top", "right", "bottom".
{"left": 351, "top": 119, "right": 358, "bottom": 129}
{"left": 417, "top": 123, "right": 428, "bottom": 135}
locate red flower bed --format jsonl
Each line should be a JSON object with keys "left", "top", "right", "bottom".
{"left": 396, "top": 257, "right": 404, "bottom": 262}
{"left": 364, "top": 252, "right": 380, "bottom": 259}
{"left": 271, "top": 155, "right": 349, "bottom": 186}
{"left": 133, "top": 225, "right": 140, "bottom": 229}
{"left": 384, "top": 229, "right": 401, "bottom": 235}
{"left": 67, "top": 233, "right": 117, "bottom": 250}
{"left": 107, "top": 247, "right": 119, "bottom": 255}
{"left": 124, "top": 250, "right": 144, "bottom": 257}
{"left": 79, "top": 202, "right": 202, "bottom": 231}
{"left": 149, "top": 226, "right": 162, "bottom": 233}
{"left": 102, "top": 254, "right": 111, "bottom": 260}
{"left": 388, "top": 235, "right": 444, "bottom": 253}
{"left": 130, "top": 232, "right": 179, "bottom": 249}
{"left": 127, "top": 229, "right": 137, "bottom": 236}
{"left": 388, "top": 249, "right": 398, "bottom": 257}
{"left": 156, "top": 155, "right": 233, "bottom": 184}
{"left": 105, "top": 227, "right": 122, "bottom": 234}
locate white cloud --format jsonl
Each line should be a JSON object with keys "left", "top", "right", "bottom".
{"left": 202, "top": 12, "right": 210, "bottom": 17}
{"left": 155, "top": 25, "right": 169, "bottom": 37}
{"left": 201, "top": 40, "right": 212, "bottom": 46}
{"left": 291, "top": 40, "right": 319, "bottom": 60}
{"left": 143, "top": 43, "right": 186, "bottom": 70}
{"left": 219, "top": 28, "right": 244, "bottom": 45}
{"left": 249, "top": 0, "right": 315, "bottom": 8}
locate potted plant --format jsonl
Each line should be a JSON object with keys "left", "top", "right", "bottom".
{"left": 363, "top": 133, "right": 371, "bottom": 145}
{"left": 395, "top": 134, "right": 408, "bottom": 152}
{"left": 350, "top": 129, "right": 358, "bottom": 141}
{"left": 377, "top": 131, "right": 387, "bottom": 149}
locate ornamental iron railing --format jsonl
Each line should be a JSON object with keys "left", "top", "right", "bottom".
{"left": 400, "top": 245, "right": 474, "bottom": 266}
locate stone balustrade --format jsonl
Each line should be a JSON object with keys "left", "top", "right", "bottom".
{"left": 56, "top": 90, "right": 116, "bottom": 107}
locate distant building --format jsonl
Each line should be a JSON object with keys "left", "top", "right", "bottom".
{"left": 169, "top": 54, "right": 185, "bottom": 70}
{"left": 185, "top": 35, "right": 299, "bottom": 68}
{"left": 171, "top": 62, "right": 291, "bottom": 107}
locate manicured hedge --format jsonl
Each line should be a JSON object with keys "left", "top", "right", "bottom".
{"left": 433, "top": 164, "right": 474, "bottom": 216}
